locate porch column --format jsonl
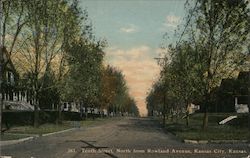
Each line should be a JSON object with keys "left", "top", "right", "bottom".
{"left": 235, "top": 97, "right": 238, "bottom": 106}
{"left": 18, "top": 91, "right": 22, "bottom": 101}
{"left": 24, "top": 91, "right": 28, "bottom": 102}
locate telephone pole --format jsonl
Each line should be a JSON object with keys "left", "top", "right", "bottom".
{"left": 248, "top": 68, "right": 250, "bottom": 130}
{"left": 0, "top": 0, "right": 3, "bottom": 135}
{"left": 154, "top": 57, "right": 167, "bottom": 127}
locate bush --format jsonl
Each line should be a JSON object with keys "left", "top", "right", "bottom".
{"left": 3, "top": 111, "right": 34, "bottom": 126}
{"left": 2, "top": 110, "right": 83, "bottom": 127}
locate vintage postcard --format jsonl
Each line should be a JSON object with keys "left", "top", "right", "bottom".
{"left": 0, "top": 0, "right": 249, "bottom": 158}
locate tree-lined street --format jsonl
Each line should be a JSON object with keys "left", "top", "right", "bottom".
{"left": 0, "top": 0, "right": 250, "bottom": 157}
{"left": 1, "top": 117, "right": 249, "bottom": 158}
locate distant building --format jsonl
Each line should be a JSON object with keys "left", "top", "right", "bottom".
{"left": 62, "top": 102, "right": 80, "bottom": 112}
{"left": 187, "top": 103, "right": 200, "bottom": 114}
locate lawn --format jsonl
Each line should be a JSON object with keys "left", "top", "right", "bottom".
{"left": 3, "top": 117, "right": 116, "bottom": 138}
{"left": 0, "top": 133, "right": 32, "bottom": 141}
{"left": 164, "top": 113, "right": 250, "bottom": 141}
{"left": 6, "top": 123, "right": 72, "bottom": 135}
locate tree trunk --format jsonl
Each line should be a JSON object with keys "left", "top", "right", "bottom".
{"left": 34, "top": 103, "right": 39, "bottom": 128}
{"left": 33, "top": 85, "right": 39, "bottom": 128}
{"left": 186, "top": 112, "right": 189, "bottom": 126}
{"left": 58, "top": 108, "right": 62, "bottom": 124}
{"left": 162, "top": 94, "right": 166, "bottom": 127}
{"left": 0, "top": 0, "right": 3, "bottom": 135}
{"left": 85, "top": 105, "right": 88, "bottom": 120}
{"left": 175, "top": 108, "right": 179, "bottom": 123}
{"left": 202, "top": 107, "right": 208, "bottom": 130}
{"left": 0, "top": 93, "right": 2, "bottom": 135}
{"left": 162, "top": 113, "right": 166, "bottom": 128}
{"left": 186, "top": 102, "right": 190, "bottom": 126}
{"left": 248, "top": 109, "right": 250, "bottom": 131}
{"left": 56, "top": 102, "right": 62, "bottom": 125}
{"left": 91, "top": 107, "right": 94, "bottom": 120}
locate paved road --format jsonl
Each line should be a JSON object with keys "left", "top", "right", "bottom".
{"left": 1, "top": 117, "right": 250, "bottom": 158}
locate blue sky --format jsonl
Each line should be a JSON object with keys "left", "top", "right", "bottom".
{"left": 81, "top": 0, "right": 186, "bottom": 49}
{"left": 80, "top": 0, "right": 187, "bottom": 116}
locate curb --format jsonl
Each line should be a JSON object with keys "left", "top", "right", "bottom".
{"left": 0, "top": 136, "right": 35, "bottom": 146}
{"left": 184, "top": 139, "right": 249, "bottom": 144}
{"left": 42, "top": 128, "right": 77, "bottom": 136}
{"left": 210, "top": 140, "right": 249, "bottom": 144}
{"left": 0, "top": 128, "right": 77, "bottom": 147}
{"left": 183, "top": 140, "right": 208, "bottom": 144}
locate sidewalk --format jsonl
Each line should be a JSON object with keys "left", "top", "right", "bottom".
{"left": 184, "top": 139, "right": 250, "bottom": 144}
{"left": 0, "top": 128, "right": 77, "bottom": 147}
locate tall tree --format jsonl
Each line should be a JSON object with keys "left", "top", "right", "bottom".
{"left": 62, "top": 37, "right": 105, "bottom": 116}
{"left": 18, "top": 0, "right": 85, "bottom": 127}
{"left": 182, "top": 0, "right": 250, "bottom": 129}
{"left": 100, "top": 65, "right": 118, "bottom": 111}
{"left": 166, "top": 43, "right": 204, "bottom": 125}
{"left": 6, "top": 0, "right": 86, "bottom": 127}
{"left": 100, "top": 65, "right": 137, "bottom": 116}
{"left": 0, "top": 0, "right": 28, "bottom": 133}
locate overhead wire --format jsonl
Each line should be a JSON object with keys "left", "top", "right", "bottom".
{"left": 176, "top": 0, "right": 198, "bottom": 47}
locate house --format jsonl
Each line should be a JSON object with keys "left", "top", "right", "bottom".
{"left": 233, "top": 71, "right": 249, "bottom": 113}
{"left": 1, "top": 47, "right": 33, "bottom": 111}
{"left": 234, "top": 95, "right": 249, "bottom": 113}
{"left": 187, "top": 103, "right": 200, "bottom": 114}
{"left": 208, "top": 71, "right": 249, "bottom": 113}
{"left": 62, "top": 102, "right": 80, "bottom": 112}
{"left": 2, "top": 47, "right": 18, "bottom": 88}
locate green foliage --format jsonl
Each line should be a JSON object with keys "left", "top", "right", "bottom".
{"left": 100, "top": 65, "right": 138, "bottom": 115}
{"left": 38, "top": 69, "right": 60, "bottom": 109}
{"left": 147, "top": 0, "right": 250, "bottom": 129}
{"left": 165, "top": 113, "right": 249, "bottom": 140}
{"left": 3, "top": 111, "right": 82, "bottom": 126}
{"left": 62, "top": 38, "right": 104, "bottom": 106}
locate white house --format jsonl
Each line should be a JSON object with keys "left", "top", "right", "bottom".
{"left": 234, "top": 96, "right": 249, "bottom": 113}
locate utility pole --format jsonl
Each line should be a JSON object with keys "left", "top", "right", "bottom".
{"left": 0, "top": 0, "right": 3, "bottom": 135}
{"left": 154, "top": 57, "right": 167, "bottom": 127}
{"left": 248, "top": 69, "right": 250, "bottom": 131}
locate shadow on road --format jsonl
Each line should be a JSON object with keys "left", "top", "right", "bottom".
{"left": 117, "top": 117, "right": 163, "bottom": 133}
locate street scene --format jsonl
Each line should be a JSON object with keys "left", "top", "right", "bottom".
{"left": 0, "top": 0, "right": 250, "bottom": 158}
{"left": 1, "top": 117, "right": 250, "bottom": 158}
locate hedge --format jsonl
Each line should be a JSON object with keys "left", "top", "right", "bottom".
{"left": 2, "top": 110, "right": 83, "bottom": 126}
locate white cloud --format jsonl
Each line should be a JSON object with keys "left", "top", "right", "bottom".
{"left": 106, "top": 45, "right": 151, "bottom": 61}
{"left": 120, "top": 24, "right": 138, "bottom": 33}
{"left": 163, "top": 15, "right": 181, "bottom": 28}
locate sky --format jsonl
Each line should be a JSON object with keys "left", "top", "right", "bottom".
{"left": 80, "top": 0, "right": 187, "bottom": 116}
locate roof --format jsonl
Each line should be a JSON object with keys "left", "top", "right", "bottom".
{"left": 2, "top": 47, "right": 19, "bottom": 78}
{"left": 238, "top": 71, "right": 250, "bottom": 81}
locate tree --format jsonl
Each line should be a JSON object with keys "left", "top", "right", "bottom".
{"left": 146, "top": 80, "right": 167, "bottom": 126}
{"left": 150, "top": 0, "right": 249, "bottom": 129}
{"left": 61, "top": 37, "right": 105, "bottom": 118}
{"left": 158, "top": 0, "right": 250, "bottom": 129}
{"left": 100, "top": 65, "right": 137, "bottom": 116}
{"left": 13, "top": 0, "right": 86, "bottom": 127}
{"left": 1, "top": 0, "right": 91, "bottom": 127}
{"left": 165, "top": 43, "right": 204, "bottom": 126}
{"left": 0, "top": 0, "right": 28, "bottom": 134}
{"left": 100, "top": 65, "right": 118, "bottom": 112}
{"left": 186, "top": 0, "right": 250, "bottom": 129}
{"left": 38, "top": 68, "right": 60, "bottom": 110}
